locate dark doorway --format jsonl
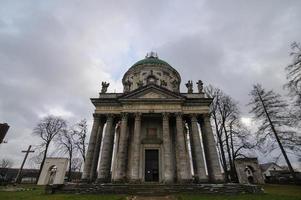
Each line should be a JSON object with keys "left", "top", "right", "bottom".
{"left": 145, "top": 149, "right": 159, "bottom": 182}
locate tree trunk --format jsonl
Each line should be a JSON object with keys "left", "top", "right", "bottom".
{"left": 257, "top": 88, "right": 298, "bottom": 184}
{"left": 223, "top": 125, "right": 235, "bottom": 182}
{"left": 36, "top": 143, "right": 49, "bottom": 183}
{"left": 68, "top": 151, "right": 72, "bottom": 182}
{"left": 213, "top": 116, "right": 229, "bottom": 182}
{"left": 229, "top": 124, "right": 238, "bottom": 182}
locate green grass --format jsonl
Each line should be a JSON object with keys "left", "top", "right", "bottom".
{"left": 0, "top": 184, "right": 300, "bottom": 200}
{"left": 178, "top": 184, "right": 301, "bottom": 200}
{"left": 0, "top": 185, "right": 125, "bottom": 200}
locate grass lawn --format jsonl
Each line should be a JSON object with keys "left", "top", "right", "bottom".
{"left": 178, "top": 184, "right": 301, "bottom": 200}
{"left": 0, "top": 184, "right": 300, "bottom": 200}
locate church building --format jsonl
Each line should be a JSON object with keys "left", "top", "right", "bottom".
{"left": 82, "top": 52, "right": 224, "bottom": 184}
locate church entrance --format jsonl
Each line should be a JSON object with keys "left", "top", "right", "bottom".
{"left": 145, "top": 149, "right": 159, "bottom": 182}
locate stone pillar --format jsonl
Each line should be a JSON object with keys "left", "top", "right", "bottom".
{"left": 189, "top": 114, "right": 207, "bottom": 182}
{"left": 175, "top": 113, "right": 192, "bottom": 182}
{"left": 199, "top": 114, "right": 224, "bottom": 182}
{"left": 97, "top": 114, "right": 115, "bottom": 182}
{"left": 129, "top": 113, "right": 141, "bottom": 182}
{"left": 90, "top": 117, "right": 105, "bottom": 181}
{"left": 113, "top": 113, "right": 128, "bottom": 182}
{"left": 162, "top": 113, "right": 174, "bottom": 183}
{"left": 111, "top": 122, "right": 120, "bottom": 180}
{"left": 82, "top": 115, "right": 101, "bottom": 181}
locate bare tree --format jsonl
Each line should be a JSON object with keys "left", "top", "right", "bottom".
{"left": 56, "top": 129, "right": 76, "bottom": 182}
{"left": 205, "top": 85, "right": 229, "bottom": 182}
{"left": 33, "top": 115, "right": 67, "bottom": 182}
{"left": 0, "top": 158, "right": 13, "bottom": 168}
{"left": 248, "top": 84, "right": 298, "bottom": 183}
{"left": 206, "top": 85, "right": 257, "bottom": 182}
{"left": 72, "top": 119, "right": 87, "bottom": 162}
{"left": 285, "top": 42, "right": 301, "bottom": 125}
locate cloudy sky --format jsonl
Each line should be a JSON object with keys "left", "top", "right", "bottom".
{"left": 0, "top": 0, "right": 300, "bottom": 169}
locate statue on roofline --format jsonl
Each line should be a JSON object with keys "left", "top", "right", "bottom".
{"left": 185, "top": 80, "right": 193, "bottom": 94}
{"left": 196, "top": 80, "right": 204, "bottom": 93}
{"left": 101, "top": 81, "right": 110, "bottom": 93}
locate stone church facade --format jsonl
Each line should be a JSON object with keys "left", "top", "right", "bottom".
{"left": 82, "top": 52, "right": 224, "bottom": 184}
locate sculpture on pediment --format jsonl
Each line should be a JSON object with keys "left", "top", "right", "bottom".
{"left": 101, "top": 81, "right": 110, "bottom": 93}
{"left": 124, "top": 79, "right": 132, "bottom": 93}
{"left": 171, "top": 80, "right": 179, "bottom": 91}
{"left": 137, "top": 80, "right": 144, "bottom": 88}
{"left": 196, "top": 80, "right": 204, "bottom": 93}
{"left": 185, "top": 80, "right": 193, "bottom": 94}
{"left": 160, "top": 79, "right": 167, "bottom": 87}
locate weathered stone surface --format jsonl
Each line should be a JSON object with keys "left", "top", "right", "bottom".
{"left": 97, "top": 115, "right": 116, "bottom": 182}
{"left": 113, "top": 113, "right": 129, "bottom": 182}
{"left": 129, "top": 113, "right": 142, "bottom": 182}
{"left": 175, "top": 113, "right": 192, "bottom": 182}
{"left": 82, "top": 116, "right": 101, "bottom": 180}
{"left": 189, "top": 114, "right": 207, "bottom": 182}
{"left": 199, "top": 114, "right": 224, "bottom": 182}
{"left": 162, "top": 113, "right": 174, "bottom": 183}
{"left": 90, "top": 119, "right": 105, "bottom": 181}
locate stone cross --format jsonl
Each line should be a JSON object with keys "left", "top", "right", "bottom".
{"left": 101, "top": 82, "right": 110, "bottom": 93}
{"left": 16, "top": 145, "right": 35, "bottom": 183}
{"left": 196, "top": 80, "right": 204, "bottom": 93}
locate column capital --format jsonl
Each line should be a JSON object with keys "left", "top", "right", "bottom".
{"left": 175, "top": 112, "right": 183, "bottom": 118}
{"left": 162, "top": 112, "right": 170, "bottom": 120}
{"left": 120, "top": 112, "right": 128, "bottom": 120}
{"left": 201, "top": 113, "right": 211, "bottom": 122}
{"left": 189, "top": 114, "right": 198, "bottom": 122}
{"left": 93, "top": 113, "right": 102, "bottom": 119}
{"left": 134, "top": 112, "right": 142, "bottom": 119}
{"left": 105, "top": 114, "right": 114, "bottom": 120}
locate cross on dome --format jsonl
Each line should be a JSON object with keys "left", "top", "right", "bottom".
{"left": 146, "top": 51, "right": 158, "bottom": 58}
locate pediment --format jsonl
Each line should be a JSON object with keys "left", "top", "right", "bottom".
{"left": 119, "top": 85, "right": 185, "bottom": 100}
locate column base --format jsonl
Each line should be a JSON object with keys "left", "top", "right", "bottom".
{"left": 177, "top": 178, "right": 193, "bottom": 184}
{"left": 80, "top": 178, "right": 92, "bottom": 183}
{"left": 128, "top": 179, "right": 142, "bottom": 184}
{"left": 96, "top": 177, "right": 111, "bottom": 183}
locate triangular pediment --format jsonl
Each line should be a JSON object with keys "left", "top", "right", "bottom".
{"left": 119, "top": 84, "right": 185, "bottom": 101}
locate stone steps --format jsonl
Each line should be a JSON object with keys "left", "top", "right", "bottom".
{"left": 49, "top": 183, "right": 263, "bottom": 195}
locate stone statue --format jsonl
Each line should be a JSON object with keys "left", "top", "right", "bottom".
{"left": 196, "top": 80, "right": 204, "bottom": 93}
{"left": 160, "top": 79, "right": 167, "bottom": 87}
{"left": 171, "top": 80, "right": 179, "bottom": 91}
{"left": 185, "top": 80, "right": 193, "bottom": 94}
{"left": 101, "top": 81, "right": 110, "bottom": 93}
{"left": 124, "top": 79, "right": 132, "bottom": 93}
{"left": 137, "top": 80, "right": 143, "bottom": 88}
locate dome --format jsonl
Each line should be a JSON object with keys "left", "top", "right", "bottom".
{"left": 122, "top": 52, "right": 181, "bottom": 93}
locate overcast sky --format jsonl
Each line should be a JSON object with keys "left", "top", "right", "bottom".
{"left": 0, "top": 0, "right": 300, "bottom": 169}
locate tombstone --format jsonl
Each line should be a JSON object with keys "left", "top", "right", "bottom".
{"left": 235, "top": 157, "right": 264, "bottom": 184}
{"left": 37, "top": 158, "right": 68, "bottom": 185}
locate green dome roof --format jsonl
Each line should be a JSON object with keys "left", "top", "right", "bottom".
{"left": 132, "top": 56, "right": 171, "bottom": 68}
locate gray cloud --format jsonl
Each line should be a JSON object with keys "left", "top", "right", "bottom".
{"left": 0, "top": 0, "right": 300, "bottom": 169}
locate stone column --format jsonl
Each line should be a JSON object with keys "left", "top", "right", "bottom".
{"left": 82, "top": 115, "right": 101, "bottom": 181}
{"left": 113, "top": 113, "right": 128, "bottom": 182}
{"left": 162, "top": 113, "right": 174, "bottom": 183}
{"left": 111, "top": 122, "right": 120, "bottom": 180}
{"left": 97, "top": 114, "right": 115, "bottom": 182}
{"left": 175, "top": 113, "right": 192, "bottom": 182}
{"left": 90, "top": 117, "right": 105, "bottom": 181}
{"left": 129, "top": 113, "right": 141, "bottom": 182}
{"left": 189, "top": 114, "right": 207, "bottom": 182}
{"left": 199, "top": 114, "right": 224, "bottom": 182}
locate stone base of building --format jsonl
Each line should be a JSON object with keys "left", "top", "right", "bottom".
{"left": 48, "top": 183, "right": 264, "bottom": 195}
